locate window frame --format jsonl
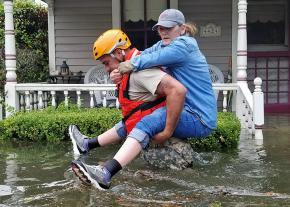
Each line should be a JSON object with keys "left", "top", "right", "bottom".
{"left": 247, "top": 0, "right": 289, "bottom": 51}
{"left": 120, "top": 0, "right": 170, "bottom": 49}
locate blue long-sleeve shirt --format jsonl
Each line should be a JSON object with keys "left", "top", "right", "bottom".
{"left": 131, "top": 36, "right": 217, "bottom": 129}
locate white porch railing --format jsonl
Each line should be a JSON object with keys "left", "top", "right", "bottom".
{"left": 14, "top": 83, "right": 119, "bottom": 110}
{"left": 1, "top": 78, "right": 264, "bottom": 139}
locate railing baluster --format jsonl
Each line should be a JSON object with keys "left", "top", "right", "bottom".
{"left": 34, "top": 92, "right": 38, "bottom": 110}
{"left": 244, "top": 104, "right": 249, "bottom": 126}
{"left": 77, "top": 91, "right": 81, "bottom": 108}
{"left": 115, "top": 98, "right": 120, "bottom": 109}
{"left": 64, "top": 91, "right": 69, "bottom": 107}
{"left": 51, "top": 91, "right": 56, "bottom": 107}
{"left": 20, "top": 94, "right": 24, "bottom": 111}
{"left": 253, "top": 77, "right": 264, "bottom": 140}
{"left": 89, "top": 90, "right": 94, "bottom": 108}
{"left": 102, "top": 91, "right": 107, "bottom": 107}
{"left": 29, "top": 92, "right": 33, "bottom": 110}
{"left": 222, "top": 90, "right": 228, "bottom": 112}
{"left": 25, "top": 91, "right": 30, "bottom": 111}
{"left": 38, "top": 91, "right": 43, "bottom": 110}
{"left": 43, "top": 92, "right": 48, "bottom": 108}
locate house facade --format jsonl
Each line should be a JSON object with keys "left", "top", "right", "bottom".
{"left": 4, "top": 0, "right": 268, "bottom": 139}
{"left": 42, "top": 0, "right": 289, "bottom": 113}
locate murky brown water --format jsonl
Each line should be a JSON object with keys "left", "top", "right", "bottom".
{"left": 1, "top": 114, "right": 290, "bottom": 206}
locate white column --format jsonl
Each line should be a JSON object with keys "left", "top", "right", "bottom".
{"left": 236, "top": 0, "right": 248, "bottom": 85}
{"left": 235, "top": 0, "right": 248, "bottom": 121}
{"left": 4, "top": 0, "right": 19, "bottom": 117}
{"left": 47, "top": 0, "right": 56, "bottom": 75}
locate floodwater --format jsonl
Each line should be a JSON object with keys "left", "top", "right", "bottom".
{"left": 0, "top": 114, "right": 290, "bottom": 207}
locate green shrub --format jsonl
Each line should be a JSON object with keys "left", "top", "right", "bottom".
{"left": 189, "top": 112, "right": 241, "bottom": 151}
{"left": 0, "top": 105, "right": 240, "bottom": 151}
{"left": 0, "top": 106, "right": 122, "bottom": 142}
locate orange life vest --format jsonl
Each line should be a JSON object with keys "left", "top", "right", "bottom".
{"left": 118, "top": 48, "right": 166, "bottom": 133}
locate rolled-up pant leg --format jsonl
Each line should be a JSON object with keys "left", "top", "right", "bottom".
{"left": 128, "top": 107, "right": 213, "bottom": 149}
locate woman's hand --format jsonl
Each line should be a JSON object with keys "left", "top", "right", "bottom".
{"left": 110, "top": 69, "right": 122, "bottom": 84}
{"left": 118, "top": 60, "right": 135, "bottom": 74}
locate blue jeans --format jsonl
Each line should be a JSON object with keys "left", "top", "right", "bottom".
{"left": 115, "top": 107, "right": 213, "bottom": 149}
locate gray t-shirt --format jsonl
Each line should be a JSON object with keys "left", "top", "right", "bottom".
{"left": 128, "top": 68, "right": 166, "bottom": 102}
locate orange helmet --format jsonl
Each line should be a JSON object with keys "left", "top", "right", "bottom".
{"left": 93, "top": 29, "right": 131, "bottom": 60}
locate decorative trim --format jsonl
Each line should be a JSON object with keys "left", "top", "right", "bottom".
{"left": 237, "top": 50, "right": 247, "bottom": 56}
{"left": 254, "top": 124, "right": 264, "bottom": 129}
{"left": 5, "top": 54, "right": 16, "bottom": 60}
{"left": 200, "top": 23, "right": 221, "bottom": 37}
{"left": 237, "top": 77, "right": 247, "bottom": 81}
{"left": 4, "top": 30, "right": 15, "bottom": 35}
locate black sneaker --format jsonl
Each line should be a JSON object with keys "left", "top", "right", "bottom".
{"left": 71, "top": 160, "right": 111, "bottom": 190}
{"left": 68, "top": 125, "right": 90, "bottom": 155}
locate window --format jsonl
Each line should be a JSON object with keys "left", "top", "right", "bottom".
{"left": 121, "top": 0, "right": 170, "bottom": 50}
{"left": 247, "top": 0, "right": 288, "bottom": 46}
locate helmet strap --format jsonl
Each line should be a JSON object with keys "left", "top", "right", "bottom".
{"left": 110, "top": 50, "right": 125, "bottom": 63}
{"left": 121, "top": 50, "right": 125, "bottom": 57}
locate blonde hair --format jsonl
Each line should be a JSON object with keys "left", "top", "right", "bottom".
{"left": 184, "top": 22, "right": 198, "bottom": 37}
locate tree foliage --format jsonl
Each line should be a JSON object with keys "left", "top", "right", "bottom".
{"left": 0, "top": 0, "right": 48, "bottom": 94}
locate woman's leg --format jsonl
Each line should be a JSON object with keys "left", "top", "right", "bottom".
{"left": 172, "top": 110, "right": 212, "bottom": 138}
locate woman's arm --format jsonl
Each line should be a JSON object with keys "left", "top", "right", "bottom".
{"left": 131, "top": 38, "right": 189, "bottom": 70}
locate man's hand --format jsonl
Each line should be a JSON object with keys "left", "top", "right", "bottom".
{"left": 151, "top": 130, "right": 173, "bottom": 145}
{"left": 110, "top": 69, "right": 122, "bottom": 84}
{"left": 118, "top": 60, "right": 134, "bottom": 74}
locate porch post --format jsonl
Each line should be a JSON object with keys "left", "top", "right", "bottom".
{"left": 236, "top": 0, "right": 247, "bottom": 85}
{"left": 47, "top": 0, "right": 56, "bottom": 75}
{"left": 4, "top": 0, "right": 19, "bottom": 117}
{"left": 236, "top": 0, "right": 248, "bottom": 122}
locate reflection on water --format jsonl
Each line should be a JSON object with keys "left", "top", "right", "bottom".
{"left": 1, "top": 114, "right": 290, "bottom": 206}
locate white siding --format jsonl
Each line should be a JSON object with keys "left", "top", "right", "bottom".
{"left": 179, "top": 0, "right": 232, "bottom": 76}
{"left": 54, "top": 0, "right": 112, "bottom": 74}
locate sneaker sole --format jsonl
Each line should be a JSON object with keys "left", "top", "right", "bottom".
{"left": 71, "top": 165, "right": 91, "bottom": 185}
{"left": 71, "top": 162, "right": 106, "bottom": 191}
{"left": 69, "top": 125, "right": 81, "bottom": 156}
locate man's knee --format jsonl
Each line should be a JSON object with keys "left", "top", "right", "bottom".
{"left": 128, "top": 128, "right": 150, "bottom": 149}
{"left": 115, "top": 121, "right": 127, "bottom": 139}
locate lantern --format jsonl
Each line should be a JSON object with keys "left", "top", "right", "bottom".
{"left": 60, "top": 60, "right": 70, "bottom": 75}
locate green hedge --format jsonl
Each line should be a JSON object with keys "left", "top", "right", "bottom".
{"left": 0, "top": 106, "right": 240, "bottom": 150}
{"left": 189, "top": 112, "right": 241, "bottom": 151}
{"left": 0, "top": 105, "right": 122, "bottom": 142}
